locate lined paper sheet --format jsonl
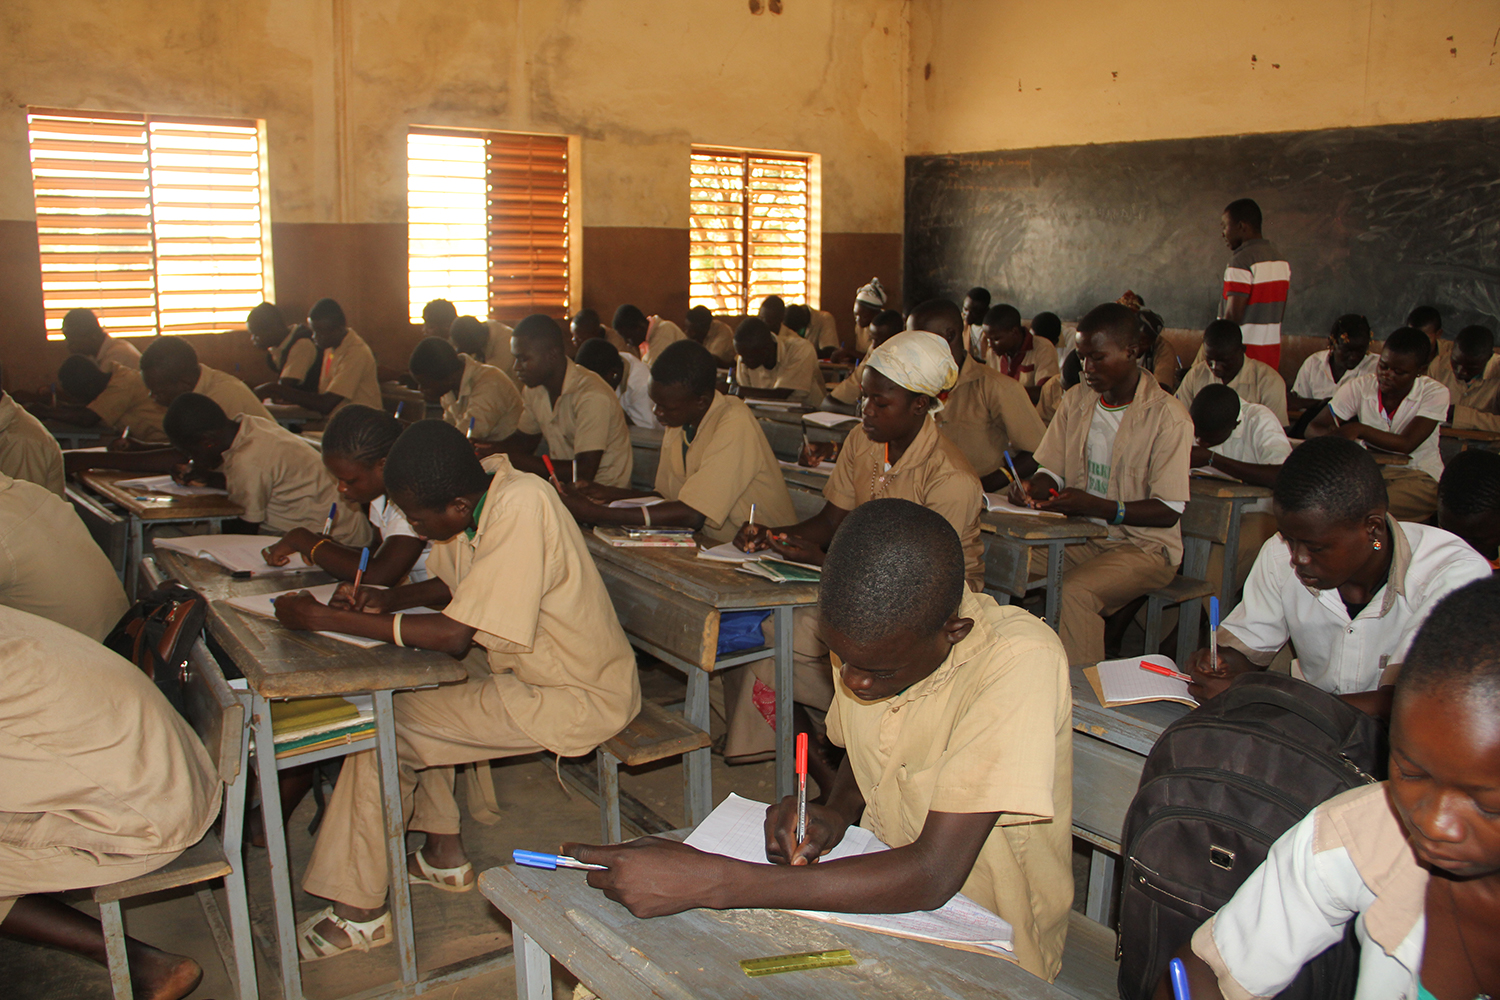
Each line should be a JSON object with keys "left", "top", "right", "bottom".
{"left": 1084, "top": 655, "right": 1199, "bottom": 708}
{"left": 153, "top": 534, "right": 316, "bottom": 576}
{"left": 225, "top": 583, "right": 439, "bottom": 649}
{"left": 982, "top": 493, "right": 1066, "bottom": 517}
{"left": 801, "top": 412, "right": 859, "bottom": 428}
{"left": 115, "top": 474, "right": 228, "bottom": 496}
{"left": 697, "top": 542, "right": 764, "bottom": 564}
{"left": 778, "top": 458, "right": 837, "bottom": 472}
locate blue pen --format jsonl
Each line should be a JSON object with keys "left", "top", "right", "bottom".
{"left": 1169, "top": 957, "right": 1192, "bottom": 1000}
{"left": 467, "top": 416, "right": 476, "bottom": 440}
{"left": 352, "top": 547, "right": 369, "bottom": 594}
{"left": 513, "top": 849, "right": 606, "bottom": 871}
{"left": 1209, "top": 596, "right": 1220, "bottom": 670}
{"left": 321, "top": 502, "right": 337, "bottom": 536}
{"left": 1003, "top": 449, "right": 1022, "bottom": 485}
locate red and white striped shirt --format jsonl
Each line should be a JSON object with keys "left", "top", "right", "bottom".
{"left": 1220, "top": 238, "right": 1290, "bottom": 369}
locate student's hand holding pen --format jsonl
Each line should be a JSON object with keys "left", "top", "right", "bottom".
{"left": 763, "top": 795, "right": 848, "bottom": 866}
{"left": 1006, "top": 473, "right": 1055, "bottom": 509}
{"left": 765, "top": 530, "right": 825, "bottom": 566}
{"left": 1037, "top": 486, "right": 1111, "bottom": 518}
{"left": 733, "top": 520, "right": 776, "bottom": 552}
{"left": 329, "top": 582, "right": 392, "bottom": 614}
{"left": 272, "top": 590, "right": 331, "bottom": 631}
{"left": 1184, "top": 645, "right": 1256, "bottom": 702}
{"left": 558, "top": 839, "right": 735, "bottom": 918}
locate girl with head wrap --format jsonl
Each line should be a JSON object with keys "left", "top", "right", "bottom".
{"left": 848, "top": 278, "right": 887, "bottom": 357}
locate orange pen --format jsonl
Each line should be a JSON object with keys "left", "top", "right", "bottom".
{"left": 1140, "top": 660, "right": 1192, "bottom": 682}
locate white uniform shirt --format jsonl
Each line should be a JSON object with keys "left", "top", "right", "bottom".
{"left": 1329, "top": 373, "right": 1449, "bottom": 481}
{"left": 368, "top": 495, "right": 429, "bottom": 582}
{"left": 616, "top": 352, "right": 661, "bottom": 430}
{"left": 1220, "top": 518, "right": 1491, "bottom": 693}
{"left": 1206, "top": 400, "right": 1292, "bottom": 515}
{"left": 1291, "top": 349, "right": 1377, "bottom": 400}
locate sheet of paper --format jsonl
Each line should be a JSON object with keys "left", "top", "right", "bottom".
{"left": 743, "top": 398, "right": 804, "bottom": 411}
{"left": 225, "top": 583, "right": 439, "bottom": 650}
{"left": 1189, "top": 465, "right": 1237, "bottom": 481}
{"left": 801, "top": 411, "right": 859, "bottom": 428}
{"left": 697, "top": 542, "right": 764, "bottom": 563}
{"left": 982, "top": 493, "right": 1065, "bottom": 517}
{"left": 115, "top": 474, "right": 229, "bottom": 497}
{"left": 152, "top": 534, "right": 316, "bottom": 576}
{"left": 778, "top": 459, "right": 837, "bottom": 473}
{"left": 684, "top": 793, "right": 883, "bottom": 864}
{"left": 63, "top": 446, "right": 110, "bottom": 454}
{"left": 1090, "top": 655, "right": 1198, "bottom": 706}
{"left": 607, "top": 497, "right": 666, "bottom": 508}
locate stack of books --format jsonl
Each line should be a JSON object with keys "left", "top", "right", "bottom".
{"left": 270, "top": 695, "right": 375, "bottom": 759}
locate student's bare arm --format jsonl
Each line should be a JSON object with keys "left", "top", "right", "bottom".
{"left": 558, "top": 492, "right": 706, "bottom": 532}
{"left": 1222, "top": 294, "right": 1249, "bottom": 325}
{"left": 571, "top": 450, "right": 604, "bottom": 483}
{"left": 734, "top": 502, "right": 849, "bottom": 563}
{"left": 275, "top": 595, "right": 475, "bottom": 658}
{"left": 64, "top": 448, "right": 182, "bottom": 476}
{"left": 264, "top": 529, "right": 425, "bottom": 587}
{"left": 1037, "top": 487, "right": 1182, "bottom": 527}
{"left": 980, "top": 452, "right": 1038, "bottom": 493}
{"left": 734, "top": 385, "right": 795, "bottom": 400}
{"left": 1151, "top": 945, "right": 1225, "bottom": 1000}
{"left": 1343, "top": 415, "right": 1437, "bottom": 457}
{"left": 1287, "top": 392, "right": 1328, "bottom": 411}
{"left": 1303, "top": 405, "right": 1341, "bottom": 438}
{"left": 255, "top": 383, "right": 346, "bottom": 415}
{"left": 481, "top": 431, "right": 544, "bottom": 467}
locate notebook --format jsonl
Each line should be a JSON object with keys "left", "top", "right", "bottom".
{"left": 698, "top": 541, "right": 764, "bottom": 563}
{"left": 1083, "top": 655, "right": 1199, "bottom": 708}
{"left": 592, "top": 526, "right": 697, "bottom": 548}
{"left": 153, "top": 534, "right": 318, "bottom": 577}
{"left": 981, "top": 493, "right": 1065, "bottom": 517}
{"left": 801, "top": 411, "right": 859, "bottom": 429}
{"left": 684, "top": 794, "right": 1015, "bottom": 959}
{"left": 737, "top": 558, "right": 822, "bottom": 583}
{"left": 778, "top": 458, "right": 838, "bottom": 473}
{"left": 115, "top": 474, "right": 229, "bottom": 497}
{"left": 225, "top": 583, "right": 439, "bottom": 649}
{"left": 1189, "top": 465, "right": 1238, "bottom": 481}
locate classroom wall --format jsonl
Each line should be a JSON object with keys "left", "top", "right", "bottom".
{"left": 0, "top": 0, "right": 908, "bottom": 390}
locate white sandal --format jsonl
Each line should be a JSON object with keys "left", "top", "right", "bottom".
{"left": 407, "top": 850, "right": 475, "bottom": 893}
{"left": 297, "top": 906, "right": 393, "bottom": 961}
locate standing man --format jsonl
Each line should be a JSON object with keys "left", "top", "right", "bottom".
{"left": 1217, "top": 198, "right": 1290, "bottom": 371}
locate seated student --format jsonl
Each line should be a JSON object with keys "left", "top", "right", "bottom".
{"left": 31, "top": 355, "right": 169, "bottom": 445}
{"left": 981, "top": 303, "right": 1061, "bottom": 400}
{"left": 420, "top": 298, "right": 458, "bottom": 340}
{"left": 684, "top": 305, "right": 735, "bottom": 366}
{"left": 1189, "top": 383, "right": 1292, "bottom": 596}
{"left": 61, "top": 307, "right": 140, "bottom": 370}
{"left": 444, "top": 314, "right": 500, "bottom": 379}
{"left": 1176, "top": 319, "right": 1290, "bottom": 426}
{"left": 732, "top": 318, "right": 826, "bottom": 406}
{"left": 570, "top": 307, "right": 630, "bottom": 356}
{"left": 0, "top": 391, "right": 65, "bottom": 496}
{"left": 1287, "top": 313, "right": 1377, "bottom": 436}
{"left": 262, "top": 404, "right": 429, "bottom": 583}
{"left": 0, "top": 471, "right": 128, "bottom": 641}
{"left": 1438, "top": 449, "right": 1500, "bottom": 570}
{"left": 566, "top": 500, "right": 1074, "bottom": 981}
{"left": 268, "top": 420, "right": 639, "bottom": 958}
{"left": 785, "top": 303, "right": 840, "bottom": 357}
{"left": 962, "top": 286, "right": 991, "bottom": 359}
{"left": 1436, "top": 324, "right": 1499, "bottom": 418}
{"left": 141, "top": 335, "right": 273, "bottom": 421}
{"left": 1035, "top": 348, "right": 1082, "bottom": 427}
{"left": 0, "top": 605, "right": 220, "bottom": 1000}
{"left": 574, "top": 338, "right": 660, "bottom": 430}
{"left": 258, "top": 298, "right": 382, "bottom": 414}
{"left": 614, "top": 304, "right": 686, "bottom": 365}
{"left": 849, "top": 277, "right": 888, "bottom": 357}
{"left": 1030, "top": 310, "right": 1066, "bottom": 373}
{"left": 728, "top": 332, "right": 983, "bottom": 764}
{"left": 557, "top": 340, "right": 795, "bottom": 543}
{"left": 1137, "top": 308, "right": 1184, "bottom": 391}
{"left": 1307, "top": 326, "right": 1450, "bottom": 522}
{"left": 822, "top": 308, "right": 905, "bottom": 413}
{"left": 408, "top": 336, "right": 522, "bottom": 443}
{"left": 1188, "top": 436, "right": 1489, "bottom": 717}
{"left": 757, "top": 294, "right": 798, "bottom": 342}
{"left": 1162, "top": 576, "right": 1500, "bottom": 1000}
{"left": 1009, "top": 302, "right": 1192, "bottom": 667}
{"left": 915, "top": 298, "right": 1047, "bottom": 493}
{"left": 493, "top": 314, "right": 633, "bottom": 487}
{"left": 248, "top": 300, "right": 321, "bottom": 390}
{"left": 163, "top": 393, "right": 373, "bottom": 545}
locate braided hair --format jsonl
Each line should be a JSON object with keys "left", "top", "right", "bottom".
{"left": 321, "top": 404, "right": 402, "bottom": 467}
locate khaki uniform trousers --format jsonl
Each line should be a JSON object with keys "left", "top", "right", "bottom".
{"left": 0, "top": 843, "right": 186, "bottom": 923}
{"left": 1046, "top": 538, "right": 1176, "bottom": 666}
{"left": 302, "top": 669, "right": 542, "bottom": 911}
{"left": 1382, "top": 466, "right": 1438, "bottom": 523}
{"left": 721, "top": 608, "right": 836, "bottom": 760}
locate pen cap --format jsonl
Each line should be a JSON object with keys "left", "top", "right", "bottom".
{"left": 795, "top": 732, "right": 808, "bottom": 775}
{"left": 1209, "top": 596, "right": 1219, "bottom": 630}
{"left": 358, "top": 547, "right": 370, "bottom": 572}
{"left": 512, "top": 849, "right": 559, "bottom": 869}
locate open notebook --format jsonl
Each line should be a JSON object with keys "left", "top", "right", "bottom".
{"left": 154, "top": 534, "right": 319, "bottom": 577}
{"left": 683, "top": 793, "right": 1015, "bottom": 959}
{"left": 1083, "top": 655, "right": 1199, "bottom": 708}
{"left": 981, "top": 493, "right": 1065, "bottom": 517}
{"left": 115, "top": 474, "right": 228, "bottom": 497}
{"left": 225, "top": 583, "right": 438, "bottom": 649}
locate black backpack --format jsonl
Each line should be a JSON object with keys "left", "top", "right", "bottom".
{"left": 1116, "top": 672, "right": 1387, "bottom": 1000}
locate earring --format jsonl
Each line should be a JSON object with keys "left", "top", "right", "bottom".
{"left": 1373, "top": 539, "right": 1382, "bottom": 551}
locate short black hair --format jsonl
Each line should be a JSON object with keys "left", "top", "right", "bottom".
{"left": 408, "top": 336, "right": 464, "bottom": 379}
{"left": 910, "top": 298, "right": 964, "bottom": 337}
{"left": 139, "top": 336, "right": 198, "bottom": 379}
{"left": 784, "top": 303, "right": 811, "bottom": 330}
{"left": 1397, "top": 576, "right": 1500, "bottom": 705}
{"left": 685, "top": 305, "right": 712, "bottom": 329}
{"left": 1454, "top": 324, "right": 1496, "bottom": 358}
{"left": 422, "top": 299, "right": 458, "bottom": 327}
{"left": 57, "top": 354, "right": 111, "bottom": 403}
{"left": 965, "top": 287, "right": 991, "bottom": 307}
{"left": 1203, "top": 319, "right": 1243, "bottom": 353}
{"left": 819, "top": 498, "right": 965, "bottom": 643}
{"left": 163, "top": 392, "right": 230, "bottom": 447}
{"left": 309, "top": 298, "right": 346, "bottom": 326}
{"left": 1190, "top": 383, "right": 1242, "bottom": 438}
{"left": 448, "top": 315, "right": 489, "bottom": 358}
{"left": 1439, "top": 449, "right": 1500, "bottom": 519}
{"left": 572, "top": 308, "right": 601, "bottom": 329}
{"left": 734, "top": 317, "right": 774, "bottom": 348}
{"left": 1076, "top": 302, "right": 1140, "bottom": 348}
{"left": 1030, "top": 312, "right": 1062, "bottom": 344}
{"left": 247, "top": 301, "right": 287, "bottom": 332}
{"left": 872, "top": 309, "right": 905, "bottom": 336}
{"left": 1330, "top": 314, "right": 1371, "bottom": 341}
{"left": 384, "top": 419, "right": 490, "bottom": 511}
{"left": 613, "top": 304, "right": 647, "bottom": 331}
{"left": 575, "top": 338, "right": 624, "bottom": 379}
{"left": 1383, "top": 327, "right": 1431, "bottom": 366}
{"left": 650, "top": 339, "right": 717, "bottom": 396}
{"left": 1404, "top": 305, "right": 1442, "bottom": 331}
{"left": 1273, "top": 436, "right": 1386, "bottom": 524}
{"left": 982, "top": 303, "right": 1022, "bottom": 331}
{"left": 760, "top": 294, "right": 785, "bottom": 311}
{"left": 513, "top": 313, "right": 566, "bottom": 353}
{"left": 62, "top": 308, "right": 103, "bottom": 337}
{"left": 1061, "top": 348, "right": 1082, "bottom": 389}
{"left": 322, "top": 403, "right": 402, "bottom": 466}
{"left": 1224, "top": 198, "right": 1263, "bottom": 230}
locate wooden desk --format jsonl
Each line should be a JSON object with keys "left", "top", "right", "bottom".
{"left": 264, "top": 402, "right": 323, "bottom": 428}
{"left": 44, "top": 418, "right": 107, "bottom": 449}
{"left": 152, "top": 550, "right": 484, "bottom": 1000}
{"left": 1442, "top": 425, "right": 1500, "bottom": 452}
{"left": 1188, "top": 476, "right": 1272, "bottom": 607}
{"left": 585, "top": 533, "right": 820, "bottom": 804}
{"left": 980, "top": 511, "right": 1108, "bottom": 630}
{"left": 480, "top": 863, "right": 1073, "bottom": 1000}
{"left": 80, "top": 470, "right": 245, "bottom": 597}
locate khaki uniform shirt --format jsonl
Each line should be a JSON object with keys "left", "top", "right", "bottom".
{"left": 1430, "top": 363, "right": 1500, "bottom": 414}
{"left": 827, "top": 592, "right": 1074, "bottom": 981}
{"left": 1035, "top": 375, "right": 1192, "bottom": 565}
{"left": 442, "top": 355, "right": 523, "bottom": 442}
{"left": 701, "top": 320, "right": 736, "bottom": 366}
{"left": 518, "top": 362, "right": 634, "bottom": 487}
{"left": 936, "top": 355, "right": 1048, "bottom": 477}
{"left": 802, "top": 310, "right": 840, "bottom": 352}
{"left": 1176, "top": 357, "right": 1289, "bottom": 426}
{"left": 93, "top": 335, "right": 141, "bottom": 370}
{"left": 1453, "top": 402, "right": 1500, "bottom": 433}
{"left": 428, "top": 456, "right": 640, "bottom": 757}
{"left": 0, "top": 393, "right": 65, "bottom": 497}
{"left": 984, "top": 333, "right": 1061, "bottom": 389}
{"left": 88, "top": 363, "right": 168, "bottom": 444}
{"left": 1424, "top": 339, "right": 1499, "bottom": 388}
{"left": 643, "top": 317, "right": 687, "bottom": 365}
{"left": 318, "top": 329, "right": 383, "bottom": 412}
{"left": 0, "top": 473, "right": 129, "bottom": 641}
{"left": 194, "top": 365, "right": 273, "bottom": 422}
{"left": 828, "top": 362, "right": 865, "bottom": 405}
{"left": 485, "top": 320, "right": 517, "bottom": 380}
{"left": 825, "top": 417, "right": 985, "bottom": 589}
{"left": 1035, "top": 374, "right": 1065, "bottom": 426}
{"left": 655, "top": 393, "right": 797, "bottom": 544}
{"left": 736, "top": 335, "right": 826, "bottom": 406}
{"left": 220, "top": 416, "right": 372, "bottom": 545}
{"left": 273, "top": 329, "right": 319, "bottom": 383}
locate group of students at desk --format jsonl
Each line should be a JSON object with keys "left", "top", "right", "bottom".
{"left": 3, "top": 281, "right": 1500, "bottom": 999}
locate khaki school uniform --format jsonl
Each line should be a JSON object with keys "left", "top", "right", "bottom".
{"left": 701, "top": 320, "right": 736, "bottom": 366}
{"left": 272, "top": 328, "right": 319, "bottom": 384}
{"left": 655, "top": 393, "right": 797, "bottom": 544}
{"left": 936, "top": 354, "right": 1048, "bottom": 479}
{"left": 220, "top": 416, "right": 372, "bottom": 545}
{"left": 319, "top": 328, "right": 383, "bottom": 412}
{"left": 442, "top": 355, "right": 523, "bottom": 442}
{"left": 485, "top": 320, "right": 517, "bottom": 379}
{"left": 985, "top": 333, "right": 1061, "bottom": 390}
{"left": 1176, "top": 357, "right": 1289, "bottom": 426}
{"left": 303, "top": 456, "right": 640, "bottom": 910}
{"left": 1141, "top": 341, "right": 1185, "bottom": 392}
{"left": 0, "top": 393, "right": 65, "bottom": 498}
{"left": 801, "top": 310, "right": 840, "bottom": 352}
{"left": 93, "top": 335, "right": 141, "bottom": 371}
{"left": 1431, "top": 364, "right": 1499, "bottom": 415}
{"left": 1428, "top": 340, "right": 1500, "bottom": 391}
{"left": 736, "top": 334, "right": 826, "bottom": 406}
{"left": 1035, "top": 373, "right": 1065, "bottom": 426}
{"left": 87, "top": 362, "right": 168, "bottom": 444}
{"left": 0, "top": 605, "right": 219, "bottom": 923}
{"left": 518, "top": 362, "right": 634, "bottom": 488}
{"left": 194, "top": 364, "right": 273, "bottom": 422}
{"left": 0, "top": 473, "right": 129, "bottom": 642}
{"left": 1034, "top": 376, "right": 1191, "bottom": 665}
{"left": 642, "top": 317, "right": 687, "bottom": 365}
{"left": 827, "top": 363, "right": 864, "bottom": 406}
{"left": 828, "top": 592, "right": 1074, "bottom": 981}
{"left": 1453, "top": 401, "right": 1500, "bottom": 433}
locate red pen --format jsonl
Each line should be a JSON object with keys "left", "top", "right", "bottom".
{"left": 795, "top": 732, "right": 809, "bottom": 844}
{"left": 542, "top": 455, "right": 559, "bottom": 483}
{"left": 1140, "top": 660, "right": 1192, "bottom": 682}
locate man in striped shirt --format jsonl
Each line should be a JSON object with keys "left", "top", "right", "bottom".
{"left": 1218, "top": 198, "right": 1290, "bottom": 370}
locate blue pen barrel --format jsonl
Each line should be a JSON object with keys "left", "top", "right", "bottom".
{"left": 513, "top": 850, "right": 560, "bottom": 869}
{"left": 1169, "top": 957, "right": 1192, "bottom": 1000}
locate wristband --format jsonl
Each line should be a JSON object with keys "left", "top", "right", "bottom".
{"left": 1111, "top": 500, "right": 1126, "bottom": 525}
{"left": 392, "top": 613, "right": 405, "bottom": 648}
{"left": 309, "top": 538, "right": 330, "bottom": 562}
{"left": 641, "top": 505, "right": 651, "bottom": 527}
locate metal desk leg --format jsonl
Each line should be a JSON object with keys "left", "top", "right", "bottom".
{"left": 682, "top": 670, "right": 712, "bottom": 826}
{"left": 251, "top": 693, "right": 305, "bottom": 1000}
{"left": 373, "top": 689, "right": 418, "bottom": 988}
{"left": 126, "top": 515, "right": 143, "bottom": 599}
{"left": 1044, "top": 541, "right": 1065, "bottom": 630}
{"left": 223, "top": 693, "right": 258, "bottom": 1000}
{"left": 773, "top": 605, "right": 795, "bottom": 800}
{"left": 515, "top": 929, "right": 553, "bottom": 1000}
{"left": 1086, "top": 848, "right": 1119, "bottom": 926}
{"left": 1221, "top": 501, "right": 1244, "bottom": 607}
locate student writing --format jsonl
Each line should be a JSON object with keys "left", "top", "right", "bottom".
{"left": 408, "top": 336, "right": 523, "bottom": 443}
{"left": 574, "top": 338, "right": 661, "bottom": 430}
{"left": 1287, "top": 313, "right": 1377, "bottom": 435}
{"left": 257, "top": 298, "right": 382, "bottom": 415}
{"left": 247, "top": 300, "right": 321, "bottom": 390}
{"left": 732, "top": 317, "right": 827, "bottom": 406}
{"left": 1176, "top": 318, "right": 1289, "bottom": 427}
{"left": 29, "top": 356, "right": 168, "bottom": 446}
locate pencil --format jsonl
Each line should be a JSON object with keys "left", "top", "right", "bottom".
{"left": 1140, "top": 660, "right": 1193, "bottom": 682}
{"left": 749, "top": 503, "right": 757, "bottom": 527}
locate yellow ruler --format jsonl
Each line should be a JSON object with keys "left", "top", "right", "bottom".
{"left": 739, "top": 948, "right": 857, "bottom": 977}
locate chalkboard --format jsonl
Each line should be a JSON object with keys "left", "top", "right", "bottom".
{"left": 904, "top": 116, "right": 1500, "bottom": 338}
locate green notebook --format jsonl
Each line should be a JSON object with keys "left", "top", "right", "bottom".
{"left": 739, "top": 558, "right": 822, "bottom": 583}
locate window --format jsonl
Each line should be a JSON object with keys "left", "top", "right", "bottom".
{"left": 28, "top": 107, "right": 270, "bottom": 339}
{"left": 407, "top": 127, "right": 570, "bottom": 324}
{"left": 689, "top": 147, "right": 816, "bottom": 315}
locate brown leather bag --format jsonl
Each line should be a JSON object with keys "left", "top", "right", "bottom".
{"left": 104, "top": 582, "right": 208, "bottom": 714}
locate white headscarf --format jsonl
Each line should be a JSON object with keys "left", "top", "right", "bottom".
{"left": 855, "top": 277, "right": 886, "bottom": 308}
{"left": 865, "top": 331, "right": 959, "bottom": 413}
